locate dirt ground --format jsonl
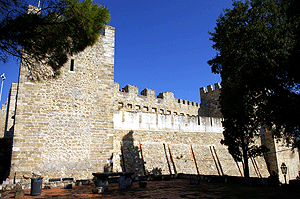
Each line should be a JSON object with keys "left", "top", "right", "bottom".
{"left": 1, "top": 178, "right": 300, "bottom": 199}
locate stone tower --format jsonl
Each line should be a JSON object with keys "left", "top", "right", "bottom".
{"left": 199, "top": 83, "right": 222, "bottom": 118}
{"left": 8, "top": 26, "right": 115, "bottom": 180}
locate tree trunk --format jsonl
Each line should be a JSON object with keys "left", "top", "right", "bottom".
{"left": 241, "top": 136, "right": 250, "bottom": 178}
{"left": 243, "top": 149, "right": 250, "bottom": 178}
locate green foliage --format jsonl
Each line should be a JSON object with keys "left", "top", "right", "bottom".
{"left": 0, "top": 0, "right": 110, "bottom": 78}
{"left": 208, "top": 0, "right": 300, "bottom": 177}
{"left": 53, "top": 70, "right": 61, "bottom": 78}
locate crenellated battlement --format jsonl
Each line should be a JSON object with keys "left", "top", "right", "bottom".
{"left": 114, "top": 83, "right": 200, "bottom": 117}
{"left": 200, "top": 83, "right": 221, "bottom": 95}
{"left": 199, "top": 83, "right": 222, "bottom": 118}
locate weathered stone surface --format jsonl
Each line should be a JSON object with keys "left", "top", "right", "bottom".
{"left": 92, "top": 186, "right": 104, "bottom": 194}
{"left": 199, "top": 83, "right": 222, "bottom": 118}
{"left": 0, "top": 108, "right": 6, "bottom": 137}
{"left": 7, "top": 26, "right": 115, "bottom": 182}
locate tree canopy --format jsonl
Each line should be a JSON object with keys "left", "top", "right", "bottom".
{"left": 208, "top": 0, "right": 300, "bottom": 177}
{"left": 0, "top": 0, "right": 110, "bottom": 80}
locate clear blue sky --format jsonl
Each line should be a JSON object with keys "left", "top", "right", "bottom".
{"left": 0, "top": 0, "right": 234, "bottom": 106}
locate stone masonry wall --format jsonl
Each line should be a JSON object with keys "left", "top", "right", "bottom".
{"left": 3, "top": 83, "right": 18, "bottom": 139}
{"left": 261, "top": 127, "right": 300, "bottom": 183}
{"left": 3, "top": 23, "right": 299, "bottom": 188}
{"left": 0, "top": 108, "right": 6, "bottom": 138}
{"left": 199, "top": 83, "right": 222, "bottom": 118}
{"left": 114, "top": 83, "right": 200, "bottom": 117}
{"left": 112, "top": 111, "right": 269, "bottom": 178}
{"left": 8, "top": 26, "right": 115, "bottom": 182}
{"left": 274, "top": 140, "right": 299, "bottom": 183}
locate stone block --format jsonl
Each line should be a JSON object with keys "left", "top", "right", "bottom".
{"left": 126, "top": 178, "right": 132, "bottom": 188}
{"left": 64, "top": 184, "right": 72, "bottom": 189}
{"left": 92, "top": 186, "right": 104, "bottom": 194}
{"left": 95, "top": 179, "right": 108, "bottom": 190}
{"left": 118, "top": 176, "right": 126, "bottom": 190}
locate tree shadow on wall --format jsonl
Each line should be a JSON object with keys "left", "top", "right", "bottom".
{"left": 120, "top": 130, "right": 162, "bottom": 176}
{"left": 0, "top": 125, "right": 14, "bottom": 184}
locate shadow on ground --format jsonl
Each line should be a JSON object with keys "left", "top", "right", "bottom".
{"left": 2, "top": 178, "right": 300, "bottom": 199}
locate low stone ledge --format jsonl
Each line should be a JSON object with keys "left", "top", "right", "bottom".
{"left": 49, "top": 178, "right": 61, "bottom": 182}
{"left": 75, "top": 179, "right": 93, "bottom": 185}
{"left": 62, "top": 178, "right": 74, "bottom": 181}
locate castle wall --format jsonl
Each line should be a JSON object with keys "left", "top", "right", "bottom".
{"left": 261, "top": 127, "right": 299, "bottom": 183}
{"left": 0, "top": 108, "right": 6, "bottom": 138}
{"left": 8, "top": 26, "right": 115, "bottom": 181}
{"left": 112, "top": 110, "right": 270, "bottom": 178}
{"left": 114, "top": 83, "right": 200, "bottom": 117}
{"left": 114, "top": 111, "right": 223, "bottom": 133}
{"left": 3, "top": 83, "right": 18, "bottom": 139}
{"left": 275, "top": 142, "right": 299, "bottom": 183}
{"left": 2, "top": 23, "right": 298, "bottom": 187}
{"left": 199, "top": 83, "right": 222, "bottom": 118}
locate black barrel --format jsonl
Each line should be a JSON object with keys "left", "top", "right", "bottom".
{"left": 30, "top": 177, "right": 43, "bottom": 196}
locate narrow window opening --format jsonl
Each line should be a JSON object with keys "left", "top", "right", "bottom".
{"left": 70, "top": 59, "right": 74, "bottom": 71}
